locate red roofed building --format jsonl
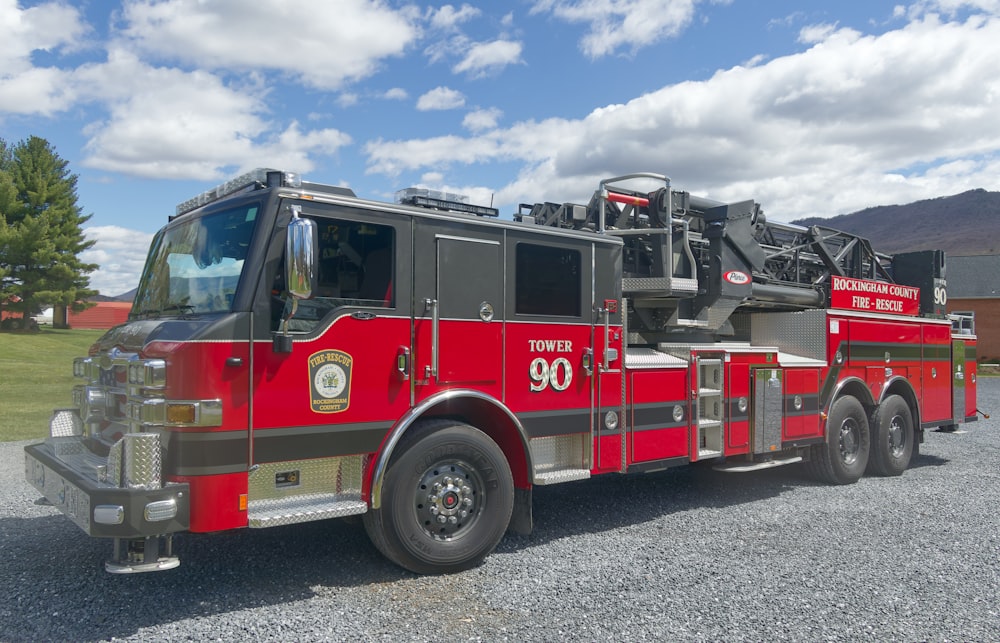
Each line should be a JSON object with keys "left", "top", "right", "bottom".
{"left": 67, "top": 302, "right": 132, "bottom": 329}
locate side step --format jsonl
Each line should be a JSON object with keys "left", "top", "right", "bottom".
{"left": 248, "top": 494, "right": 367, "bottom": 528}
{"left": 713, "top": 456, "right": 802, "bottom": 473}
{"left": 533, "top": 469, "right": 590, "bottom": 485}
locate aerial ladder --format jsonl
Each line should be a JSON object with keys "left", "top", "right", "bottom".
{"left": 516, "top": 173, "right": 945, "bottom": 343}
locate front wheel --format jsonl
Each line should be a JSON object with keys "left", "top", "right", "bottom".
{"left": 867, "top": 395, "right": 914, "bottom": 476}
{"left": 364, "top": 420, "right": 514, "bottom": 574}
{"left": 806, "top": 395, "right": 871, "bottom": 485}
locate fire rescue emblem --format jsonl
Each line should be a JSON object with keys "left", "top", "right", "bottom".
{"left": 308, "top": 349, "right": 353, "bottom": 413}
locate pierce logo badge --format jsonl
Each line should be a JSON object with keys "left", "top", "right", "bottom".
{"left": 723, "top": 270, "right": 750, "bottom": 285}
{"left": 308, "top": 349, "right": 353, "bottom": 413}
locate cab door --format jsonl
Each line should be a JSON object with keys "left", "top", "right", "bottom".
{"left": 249, "top": 203, "right": 412, "bottom": 477}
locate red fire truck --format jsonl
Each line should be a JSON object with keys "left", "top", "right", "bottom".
{"left": 25, "top": 170, "right": 979, "bottom": 574}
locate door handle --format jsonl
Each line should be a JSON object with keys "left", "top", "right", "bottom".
{"left": 581, "top": 348, "right": 594, "bottom": 376}
{"left": 396, "top": 346, "right": 410, "bottom": 381}
{"left": 424, "top": 298, "right": 439, "bottom": 378}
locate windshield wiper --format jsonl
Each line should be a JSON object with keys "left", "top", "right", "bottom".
{"left": 155, "top": 304, "right": 196, "bottom": 317}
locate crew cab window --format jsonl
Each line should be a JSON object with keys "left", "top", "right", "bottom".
{"left": 515, "top": 243, "right": 581, "bottom": 317}
{"left": 274, "top": 216, "right": 395, "bottom": 332}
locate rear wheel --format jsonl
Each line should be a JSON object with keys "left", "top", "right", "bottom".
{"left": 867, "top": 395, "right": 914, "bottom": 476}
{"left": 806, "top": 395, "right": 870, "bottom": 485}
{"left": 364, "top": 420, "right": 514, "bottom": 574}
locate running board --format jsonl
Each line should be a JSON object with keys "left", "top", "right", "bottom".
{"left": 533, "top": 469, "right": 590, "bottom": 485}
{"left": 713, "top": 456, "right": 802, "bottom": 473}
{"left": 248, "top": 495, "right": 367, "bottom": 528}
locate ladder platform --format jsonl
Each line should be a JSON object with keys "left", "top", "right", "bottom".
{"left": 622, "top": 276, "right": 699, "bottom": 295}
{"left": 248, "top": 494, "right": 367, "bottom": 528}
{"left": 534, "top": 469, "right": 591, "bottom": 485}
{"left": 713, "top": 456, "right": 802, "bottom": 473}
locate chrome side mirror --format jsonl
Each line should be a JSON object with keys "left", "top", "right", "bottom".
{"left": 286, "top": 205, "right": 316, "bottom": 300}
{"left": 275, "top": 205, "right": 317, "bottom": 353}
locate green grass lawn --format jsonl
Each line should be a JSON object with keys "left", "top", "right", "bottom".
{"left": 0, "top": 328, "right": 104, "bottom": 442}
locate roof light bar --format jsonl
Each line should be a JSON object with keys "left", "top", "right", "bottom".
{"left": 396, "top": 187, "right": 499, "bottom": 218}
{"left": 175, "top": 168, "right": 302, "bottom": 216}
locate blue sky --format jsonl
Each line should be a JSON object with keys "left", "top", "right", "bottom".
{"left": 3, "top": 0, "right": 999, "bottom": 295}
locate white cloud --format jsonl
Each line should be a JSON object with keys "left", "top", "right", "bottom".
{"left": 75, "top": 51, "right": 350, "bottom": 179}
{"left": 904, "top": 0, "right": 1000, "bottom": 19}
{"left": 0, "top": 66, "right": 77, "bottom": 115}
{"left": 798, "top": 22, "right": 844, "bottom": 44}
{"left": 81, "top": 225, "right": 156, "bottom": 296}
{"left": 428, "top": 4, "right": 481, "bottom": 30}
{"left": 337, "top": 92, "right": 359, "bottom": 108}
{"left": 416, "top": 86, "right": 466, "bottom": 111}
{"left": 453, "top": 40, "right": 524, "bottom": 76}
{"left": 531, "top": 0, "right": 711, "bottom": 58}
{"left": 365, "top": 116, "right": 577, "bottom": 176}
{"left": 119, "top": 0, "right": 418, "bottom": 90}
{"left": 383, "top": 87, "right": 409, "bottom": 100}
{"left": 367, "top": 12, "right": 1000, "bottom": 218}
{"left": 0, "top": 0, "right": 89, "bottom": 115}
{"left": 463, "top": 107, "right": 503, "bottom": 131}
{"left": 0, "top": 0, "right": 89, "bottom": 72}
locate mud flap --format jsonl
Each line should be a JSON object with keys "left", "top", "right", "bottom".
{"left": 508, "top": 487, "right": 533, "bottom": 535}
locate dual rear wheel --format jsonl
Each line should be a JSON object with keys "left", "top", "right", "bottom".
{"left": 807, "top": 394, "right": 914, "bottom": 484}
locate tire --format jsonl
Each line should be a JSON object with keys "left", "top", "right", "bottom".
{"left": 806, "top": 395, "right": 870, "bottom": 485}
{"left": 364, "top": 420, "right": 514, "bottom": 574}
{"left": 867, "top": 395, "right": 914, "bottom": 476}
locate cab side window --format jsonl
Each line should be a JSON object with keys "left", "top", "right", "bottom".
{"left": 274, "top": 217, "right": 395, "bottom": 332}
{"left": 515, "top": 243, "right": 581, "bottom": 317}
{"left": 315, "top": 219, "right": 394, "bottom": 305}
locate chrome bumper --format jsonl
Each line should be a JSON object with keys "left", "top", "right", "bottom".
{"left": 25, "top": 441, "right": 189, "bottom": 539}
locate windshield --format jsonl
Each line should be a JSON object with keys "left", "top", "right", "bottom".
{"left": 132, "top": 203, "right": 260, "bottom": 317}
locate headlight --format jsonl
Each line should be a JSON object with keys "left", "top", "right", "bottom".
{"left": 127, "top": 359, "right": 166, "bottom": 388}
{"left": 73, "top": 357, "right": 94, "bottom": 379}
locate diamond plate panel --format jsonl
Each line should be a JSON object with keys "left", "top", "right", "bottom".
{"left": 750, "top": 309, "right": 828, "bottom": 361}
{"left": 247, "top": 455, "right": 368, "bottom": 528}
{"left": 123, "top": 433, "right": 161, "bottom": 489}
{"left": 247, "top": 495, "right": 367, "bottom": 528}
{"left": 249, "top": 455, "right": 365, "bottom": 502}
{"left": 624, "top": 347, "right": 689, "bottom": 369}
{"left": 754, "top": 369, "right": 783, "bottom": 454}
{"left": 106, "top": 439, "right": 123, "bottom": 487}
{"left": 529, "top": 434, "right": 585, "bottom": 473}
{"left": 534, "top": 469, "right": 590, "bottom": 485}
{"left": 623, "top": 277, "right": 699, "bottom": 295}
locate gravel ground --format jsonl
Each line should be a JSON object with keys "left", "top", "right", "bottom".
{"left": 2, "top": 381, "right": 999, "bottom": 642}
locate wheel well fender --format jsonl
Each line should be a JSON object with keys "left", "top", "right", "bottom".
{"left": 826, "top": 376, "right": 877, "bottom": 419}
{"left": 368, "top": 389, "right": 531, "bottom": 509}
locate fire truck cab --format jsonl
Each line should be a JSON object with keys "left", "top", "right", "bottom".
{"left": 25, "top": 169, "right": 978, "bottom": 574}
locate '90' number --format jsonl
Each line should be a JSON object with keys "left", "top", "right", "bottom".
{"left": 529, "top": 357, "right": 573, "bottom": 392}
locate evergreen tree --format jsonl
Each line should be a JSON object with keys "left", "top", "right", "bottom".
{"left": 0, "top": 136, "right": 97, "bottom": 327}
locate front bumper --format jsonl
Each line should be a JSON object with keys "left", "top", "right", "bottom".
{"left": 25, "top": 440, "right": 190, "bottom": 539}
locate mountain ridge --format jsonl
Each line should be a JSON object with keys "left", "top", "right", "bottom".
{"left": 790, "top": 188, "right": 1000, "bottom": 256}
